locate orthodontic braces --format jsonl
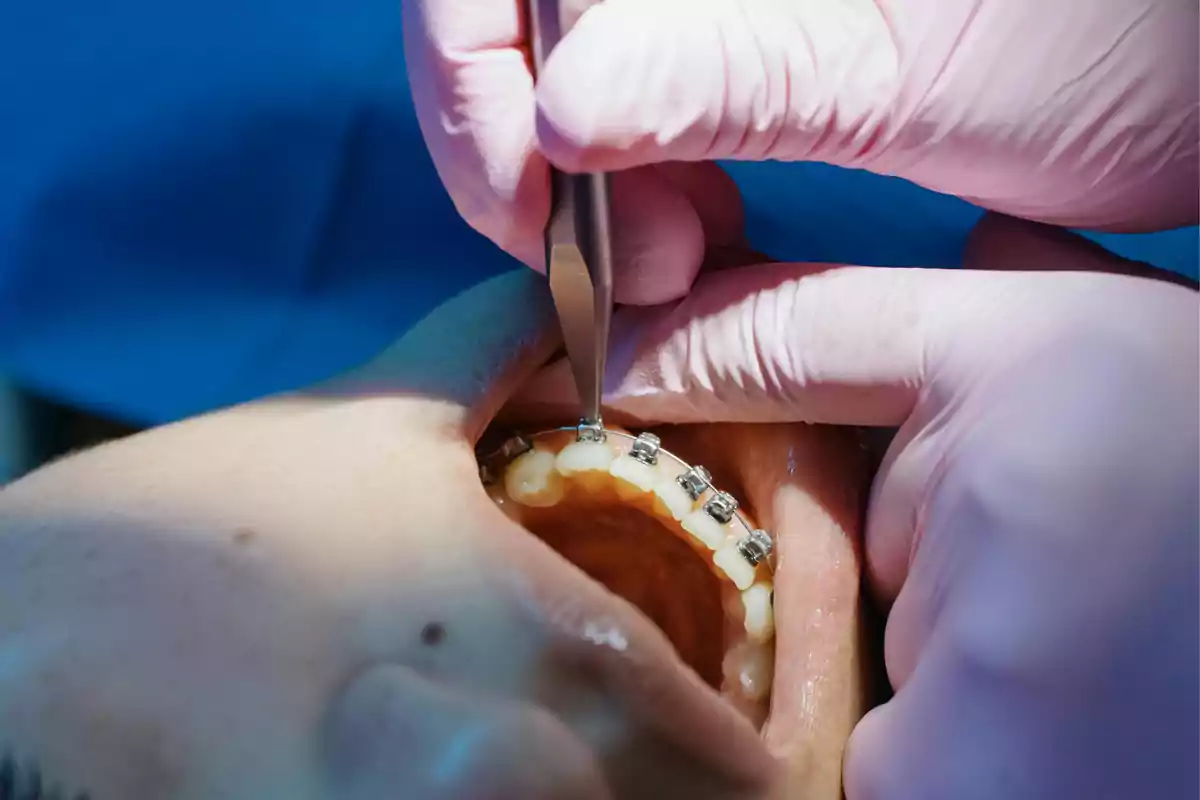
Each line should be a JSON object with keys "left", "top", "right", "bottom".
{"left": 479, "top": 419, "right": 776, "bottom": 573}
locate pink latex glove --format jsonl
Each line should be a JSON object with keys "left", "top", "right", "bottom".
{"left": 509, "top": 214, "right": 1200, "bottom": 799}
{"left": 403, "top": 0, "right": 1198, "bottom": 303}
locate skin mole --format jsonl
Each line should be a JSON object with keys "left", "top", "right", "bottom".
{"left": 232, "top": 527, "right": 257, "bottom": 545}
{"left": 420, "top": 622, "right": 446, "bottom": 647}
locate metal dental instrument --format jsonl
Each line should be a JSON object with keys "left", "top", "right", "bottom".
{"left": 527, "top": 0, "right": 615, "bottom": 436}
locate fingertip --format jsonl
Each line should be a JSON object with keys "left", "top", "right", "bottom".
{"left": 609, "top": 167, "right": 705, "bottom": 305}
{"left": 402, "top": 0, "right": 551, "bottom": 273}
{"left": 532, "top": 16, "right": 649, "bottom": 173}
{"left": 534, "top": 1, "right": 715, "bottom": 173}
{"left": 654, "top": 161, "right": 747, "bottom": 248}
{"left": 842, "top": 703, "right": 897, "bottom": 800}
{"left": 519, "top": 244, "right": 547, "bottom": 276}
{"left": 535, "top": 109, "right": 633, "bottom": 174}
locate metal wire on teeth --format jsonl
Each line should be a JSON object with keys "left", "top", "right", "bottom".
{"left": 477, "top": 423, "right": 775, "bottom": 572}
{"left": 0, "top": 751, "right": 90, "bottom": 800}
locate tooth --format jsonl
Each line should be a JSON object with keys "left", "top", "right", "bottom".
{"left": 555, "top": 441, "right": 614, "bottom": 475}
{"left": 504, "top": 448, "right": 565, "bottom": 507}
{"left": 714, "top": 540, "right": 757, "bottom": 590}
{"left": 653, "top": 475, "right": 697, "bottom": 520}
{"left": 681, "top": 510, "right": 728, "bottom": 550}
{"left": 741, "top": 583, "right": 774, "bottom": 642}
{"left": 678, "top": 489, "right": 737, "bottom": 550}
{"left": 610, "top": 456, "right": 659, "bottom": 494}
{"left": 741, "top": 645, "right": 773, "bottom": 701}
{"left": 725, "top": 642, "right": 774, "bottom": 702}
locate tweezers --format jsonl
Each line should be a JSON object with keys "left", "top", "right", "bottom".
{"left": 527, "top": 0, "right": 614, "bottom": 429}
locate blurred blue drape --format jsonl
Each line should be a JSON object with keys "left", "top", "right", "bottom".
{"left": 1, "top": 1, "right": 1195, "bottom": 425}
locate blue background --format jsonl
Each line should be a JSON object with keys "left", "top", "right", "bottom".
{"left": 1, "top": 1, "right": 1195, "bottom": 425}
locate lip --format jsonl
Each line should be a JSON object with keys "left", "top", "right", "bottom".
{"left": 486, "top": 495, "right": 778, "bottom": 797}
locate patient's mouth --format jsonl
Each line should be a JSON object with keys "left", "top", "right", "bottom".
{"left": 480, "top": 424, "right": 776, "bottom": 727}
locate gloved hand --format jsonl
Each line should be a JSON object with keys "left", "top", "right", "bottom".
{"left": 403, "top": 0, "right": 1198, "bottom": 302}
{"left": 510, "top": 214, "right": 1200, "bottom": 799}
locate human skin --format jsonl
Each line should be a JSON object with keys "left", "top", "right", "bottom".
{"left": 0, "top": 266, "right": 876, "bottom": 799}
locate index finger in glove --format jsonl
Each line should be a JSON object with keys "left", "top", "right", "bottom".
{"left": 402, "top": 1, "right": 741, "bottom": 304}
{"left": 505, "top": 260, "right": 957, "bottom": 428}
{"left": 505, "top": 214, "right": 1195, "bottom": 429}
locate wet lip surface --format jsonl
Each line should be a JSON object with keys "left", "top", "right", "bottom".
{"left": 489, "top": 505, "right": 777, "bottom": 795}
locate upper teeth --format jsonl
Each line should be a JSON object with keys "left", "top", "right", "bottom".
{"left": 555, "top": 440, "right": 615, "bottom": 475}
{"left": 487, "top": 427, "right": 778, "bottom": 712}
{"left": 503, "top": 448, "right": 564, "bottom": 507}
{"left": 494, "top": 430, "right": 774, "bottom": 591}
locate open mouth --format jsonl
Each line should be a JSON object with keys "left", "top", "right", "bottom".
{"left": 480, "top": 422, "right": 777, "bottom": 728}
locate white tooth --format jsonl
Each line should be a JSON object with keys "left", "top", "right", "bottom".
{"left": 741, "top": 583, "right": 774, "bottom": 642}
{"left": 609, "top": 456, "right": 658, "bottom": 492}
{"left": 681, "top": 510, "right": 728, "bottom": 550}
{"left": 504, "top": 448, "right": 565, "bottom": 507}
{"left": 653, "top": 475, "right": 696, "bottom": 520}
{"left": 727, "top": 643, "right": 774, "bottom": 702}
{"left": 555, "top": 441, "right": 614, "bottom": 476}
{"left": 714, "top": 540, "right": 756, "bottom": 590}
